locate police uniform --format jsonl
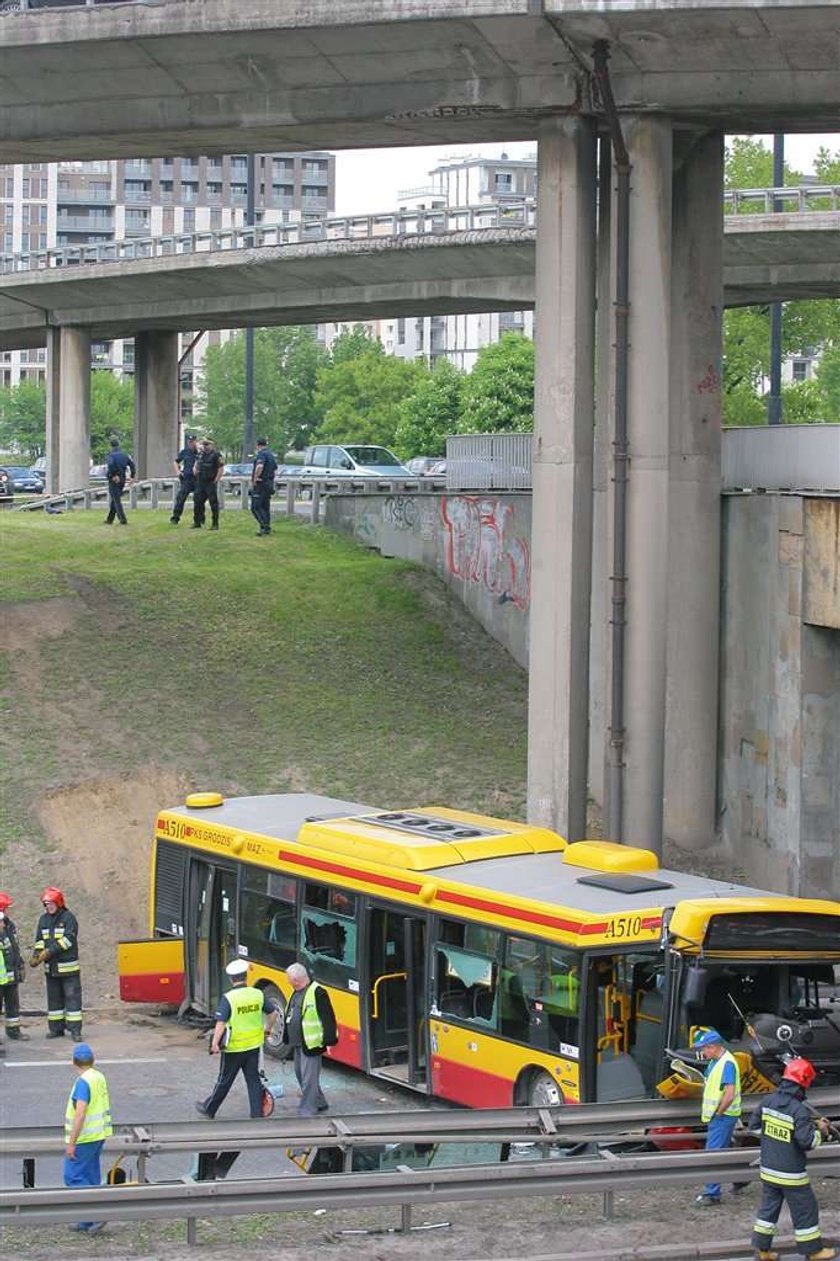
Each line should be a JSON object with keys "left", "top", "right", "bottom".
{"left": 64, "top": 1044, "right": 112, "bottom": 1234}
{"left": 170, "top": 439, "right": 199, "bottom": 524}
{"left": 0, "top": 909, "right": 25, "bottom": 1039}
{"left": 193, "top": 444, "right": 224, "bottom": 529}
{"left": 250, "top": 441, "right": 277, "bottom": 535}
{"left": 35, "top": 904, "right": 83, "bottom": 1039}
{"left": 750, "top": 1076, "right": 828, "bottom": 1258}
{"left": 104, "top": 445, "right": 136, "bottom": 525}
{"left": 197, "top": 973, "right": 278, "bottom": 1118}
{"left": 283, "top": 979, "right": 338, "bottom": 1116}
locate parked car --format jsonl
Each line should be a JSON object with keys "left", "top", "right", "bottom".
{"left": 223, "top": 462, "right": 253, "bottom": 479}
{"left": 0, "top": 467, "right": 11, "bottom": 502}
{"left": 0, "top": 465, "right": 44, "bottom": 493}
{"left": 89, "top": 463, "right": 108, "bottom": 484}
{"left": 299, "top": 444, "right": 412, "bottom": 478}
{"left": 30, "top": 456, "right": 47, "bottom": 479}
{"left": 405, "top": 455, "right": 440, "bottom": 477}
{"left": 423, "top": 458, "right": 447, "bottom": 477}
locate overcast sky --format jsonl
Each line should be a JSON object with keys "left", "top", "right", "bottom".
{"left": 334, "top": 133, "right": 838, "bottom": 216}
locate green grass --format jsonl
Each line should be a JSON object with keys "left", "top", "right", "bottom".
{"left": 0, "top": 509, "right": 528, "bottom": 852}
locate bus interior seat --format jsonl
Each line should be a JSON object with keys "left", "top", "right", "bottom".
{"left": 473, "top": 988, "right": 495, "bottom": 1022}
{"left": 633, "top": 988, "right": 665, "bottom": 1089}
{"left": 596, "top": 1052, "right": 646, "bottom": 1102}
{"left": 268, "top": 910, "right": 292, "bottom": 945}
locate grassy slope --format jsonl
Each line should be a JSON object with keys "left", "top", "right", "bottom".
{"left": 0, "top": 510, "right": 528, "bottom": 853}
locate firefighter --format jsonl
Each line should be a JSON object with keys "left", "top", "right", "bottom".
{"left": 749, "top": 1057, "right": 835, "bottom": 1261}
{"left": 32, "top": 887, "right": 83, "bottom": 1041}
{"left": 0, "top": 892, "right": 28, "bottom": 1043}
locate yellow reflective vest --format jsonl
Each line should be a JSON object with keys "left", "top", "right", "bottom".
{"left": 225, "top": 985, "right": 265, "bottom": 1053}
{"left": 701, "top": 1050, "right": 742, "bottom": 1122}
{"left": 65, "top": 1068, "right": 112, "bottom": 1143}
{"left": 301, "top": 983, "right": 325, "bottom": 1051}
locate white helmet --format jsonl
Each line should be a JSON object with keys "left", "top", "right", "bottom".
{"left": 225, "top": 958, "right": 249, "bottom": 978}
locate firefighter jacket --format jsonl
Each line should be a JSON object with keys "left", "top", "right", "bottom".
{"left": 748, "top": 1078, "right": 822, "bottom": 1187}
{"left": 0, "top": 915, "right": 22, "bottom": 985}
{"left": 35, "top": 907, "right": 80, "bottom": 977}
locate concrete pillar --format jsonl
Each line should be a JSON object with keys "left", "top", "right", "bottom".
{"left": 134, "top": 330, "right": 179, "bottom": 479}
{"left": 665, "top": 131, "right": 725, "bottom": 849}
{"left": 589, "top": 136, "right": 613, "bottom": 822}
{"left": 527, "top": 118, "right": 598, "bottom": 841}
{"left": 46, "top": 326, "right": 91, "bottom": 493}
{"left": 622, "top": 117, "right": 673, "bottom": 853}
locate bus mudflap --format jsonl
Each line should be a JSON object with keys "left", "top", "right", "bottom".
{"left": 118, "top": 937, "right": 185, "bottom": 1004}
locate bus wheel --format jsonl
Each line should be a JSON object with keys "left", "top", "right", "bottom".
{"left": 527, "top": 1069, "right": 563, "bottom": 1108}
{"left": 262, "top": 984, "right": 288, "bottom": 1060}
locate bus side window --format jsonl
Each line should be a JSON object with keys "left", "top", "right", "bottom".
{"left": 239, "top": 868, "right": 297, "bottom": 968}
{"left": 300, "top": 882, "right": 358, "bottom": 989}
{"left": 435, "top": 932, "right": 499, "bottom": 1028}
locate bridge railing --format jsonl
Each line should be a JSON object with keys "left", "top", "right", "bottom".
{"left": 2, "top": 187, "right": 837, "bottom": 275}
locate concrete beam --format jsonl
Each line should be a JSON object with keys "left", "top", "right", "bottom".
{"left": 134, "top": 330, "right": 179, "bottom": 480}
{"left": 46, "top": 326, "right": 90, "bottom": 494}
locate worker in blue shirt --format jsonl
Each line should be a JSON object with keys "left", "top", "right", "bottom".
{"left": 693, "top": 1027, "right": 742, "bottom": 1205}
{"left": 170, "top": 434, "right": 199, "bottom": 525}
{"left": 104, "top": 437, "right": 136, "bottom": 526}
{"left": 64, "top": 1042, "right": 112, "bottom": 1236}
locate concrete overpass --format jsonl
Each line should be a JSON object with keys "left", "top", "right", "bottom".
{"left": 0, "top": 2, "right": 838, "bottom": 162}
{"left": 1, "top": 204, "right": 838, "bottom": 350}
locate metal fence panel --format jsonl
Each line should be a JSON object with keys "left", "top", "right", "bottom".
{"left": 723, "top": 425, "right": 840, "bottom": 492}
{"left": 446, "top": 433, "right": 533, "bottom": 490}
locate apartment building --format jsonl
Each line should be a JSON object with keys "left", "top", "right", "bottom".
{"left": 1, "top": 152, "right": 335, "bottom": 410}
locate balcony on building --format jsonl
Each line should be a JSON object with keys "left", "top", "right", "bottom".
{"left": 159, "top": 180, "right": 174, "bottom": 204}
{"left": 56, "top": 212, "right": 114, "bottom": 232}
{"left": 230, "top": 183, "right": 248, "bottom": 205}
{"left": 180, "top": 160, "right": 200, "bottom": 181}
{"left": 123, "top": 180, "right": 151, "bottom": 204}
{"left": 124, "top": 160, "right": 152, "bottom": 179}
{"left": 180, "top": 181, "right": 199, "bottom": 203}
{"left": 271, "top": 184, "right": 295, "bottom": 209}
{"left": 56, "top": 183, "right": 114, "bottom": 205}
{"left": 302, "top": 162, "right": 329, "bottom": 184}
{"left": 206, "top": 182, "right": 223, "bottom": 205}
{"left": 124, "top": 211, "right": 151, "bottom": 238}
{"left": 301, "top": 188, "right": 328, "bottom": 211}
{"left": 230, "top": 158, "right": 249, "bottom": 180}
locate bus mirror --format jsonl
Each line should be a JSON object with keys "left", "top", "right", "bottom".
{"left": 683, "top": 968, "right": 708, "bottom": 1005}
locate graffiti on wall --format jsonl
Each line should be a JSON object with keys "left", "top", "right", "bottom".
{"left": 440, "top": 495, "right": 531, "bottom": 611}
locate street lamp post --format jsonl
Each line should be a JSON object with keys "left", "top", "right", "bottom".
{"left": 244, "top": 152, "right": 256, "bottom": 456}
{"left": 767, "top": 135, "right": 784, "bottom": 426}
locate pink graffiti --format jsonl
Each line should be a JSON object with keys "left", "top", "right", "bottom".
{"left": 440, "top": 495, "right": 531, "bottom": 611}
{"left": 695, "top": 364, "right": 721, "bottom": 394}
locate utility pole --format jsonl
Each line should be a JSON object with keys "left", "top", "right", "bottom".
{"left": 767, "top": 134, "right": 784, "bottom": 425}
{"left": 244, "top": 152, "right": 256, "bottom": 457}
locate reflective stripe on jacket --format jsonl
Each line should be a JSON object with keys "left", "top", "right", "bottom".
{"left": 35, "top": 909, "right": 80, "bottom": 976}
{"left": 65, "top": 1068, "right": 112, "bottom": 1144}
{"left": 701, "top": 1050, "right": 742, "bottom": 1122}
{"left": 749, "top": 1080, "right": 822, "bottom": 1186}
{"left": 225, "top": 985, "right": 265, "bottom": 1053}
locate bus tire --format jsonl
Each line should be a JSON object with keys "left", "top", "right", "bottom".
{"left": 261, "top": 983, "right": 289, "bottom": 1060}
{"left": 525, "top": 1068, "right": 564, "bottom": 1108}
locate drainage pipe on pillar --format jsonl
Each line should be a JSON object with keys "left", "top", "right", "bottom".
{"left": 592, "top": 41, "right": 631, "bottom": 843}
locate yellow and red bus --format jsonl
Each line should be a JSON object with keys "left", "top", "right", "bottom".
{"left": 119, "top": 792, "right": 840, "bottom": 1107}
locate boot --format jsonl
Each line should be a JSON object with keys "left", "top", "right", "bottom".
{"left": 6, "top": 1028, "right": 29, "bottom": 1040}
{"left": 69, "top": 1028, "right": 83, "bottom": 1043}
{"left": 807, "top": 1250, "right": 836, "bottom": 1261}
{"left": 47, "top": 1027, "right": 65, "bottom": 1038}
{"left": 755, "top": 1251, "right": 778, "bottom": 1261}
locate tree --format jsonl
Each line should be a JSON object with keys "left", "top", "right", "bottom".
{"left": 780, "top": 379, "right": 826, "bottom": 425}
{"left": 90, "top": 371, "right": 134, "bottom": 458}
{"left": 329, "top": 324, "right": 384, "bottom": 365}
{"left": 196, "top": 326, "right": 327, "bottom": 458}
{"left": 393, "top": 358, "right": 463, "bottom": 458}
{"left": 815, "top": 343, "right": 840, "bottom": 421}
{"left": 460, "top": 333, "right": 534, "bottom": 433}
{"left": 314, "top": 350, "right": 425, "bottom": 448}
{"left": 0, "top": 380, "right": 46, "bottom": 457}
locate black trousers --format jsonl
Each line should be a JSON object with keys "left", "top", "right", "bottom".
{"left": 106, "top": 482, "right": 127, "bottom": 524}
{"left": 46, "top": 971, "right": 83, "bottom": 1034}
{"left": 202, "top": 1048, "right": 263, "bottom": 1118}
{"left": 250, "top": 487, "right": 272, "bottom": 532}
{"left": 0, "top": 982, "right": 21, "bottom": 1029}
{"left": 752, "top": 1179, "right": 824, "bottom": 1257}
{"left": 193, "top": 481, "right": 219, "bottom": 527}
{"left": 171, "top": 475, "right": 195, "bottom": 522}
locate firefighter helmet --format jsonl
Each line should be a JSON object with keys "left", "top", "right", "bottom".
{"left": 41, "top": 886, "right": 65, "bottom": 908}
{"left": 782, "top": 1058, "right": 817, "bottom": 1089}
{"left": 0, "top": 891, "right": 13, "bottom": 911}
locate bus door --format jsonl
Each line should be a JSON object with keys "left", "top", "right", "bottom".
{"left": 365, "top": 905, "right": 428, "bottom": 1091}
{"left": 185, "top": 859, "right": 238, "bottom": 1015}
{"left": 585, "top": 951, "right": 666, "bottom": 1102}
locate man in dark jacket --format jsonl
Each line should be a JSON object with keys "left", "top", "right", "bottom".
{"left": 170, "top": 434, "right": 199, "bottom": 524}
{"left": 32, "top": 887, "right": 83, "bottom": 1041}
{"left": 282, "top": 962, "right": 337, "bottom": 1116}
{"left": 749, "top": 1057, "right": 834, "bottom": 1261}
{"left": 192, "top": 438, "right": 224, "bottom": 530}
{"left": 249, "top": 437, "right": 277, "bottom": 536}
{"left": 0, "top": 892, "right": 28, "bottom": 1043}
{"left": 104, "top": 437, "right": 135, "bottom": 525}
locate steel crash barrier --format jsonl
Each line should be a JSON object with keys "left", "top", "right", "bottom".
{"left": 3, "top": 1095, "right": 839, "bottom": 1242}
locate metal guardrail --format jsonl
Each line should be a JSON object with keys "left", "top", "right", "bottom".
{"left": 1, "top": 187, "right": 837, "bottom": 275}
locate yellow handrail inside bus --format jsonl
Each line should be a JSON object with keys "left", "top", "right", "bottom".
{"left": 370, "top": 971, "right": 407, "bottom": 1019}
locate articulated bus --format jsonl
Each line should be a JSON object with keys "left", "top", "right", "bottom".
{"left": 118, "top": 793, "right": 840, "bottom": 1107}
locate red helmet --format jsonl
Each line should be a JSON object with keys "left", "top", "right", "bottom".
{"left": 783, "top": 1058, "right": 816, "bottom": 1089}
{"left": 0, "top": 892, "right": 13, "bottom": 911}
{"left": 41, "top": 886, "right": 65, "bottom": 909}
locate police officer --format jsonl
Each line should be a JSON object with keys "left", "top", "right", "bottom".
{"left": 0, "top": 892, "right": 28, "bottom": 1044}
{"left": 750, "top": 1058, "right": 835, "bottom": 1261}
{"left": 32, "top": 887, "right": 83, "bottom": 1041}
{"left": 104, "top": 437, "right": 136, "bottom": 526}
{"left": 170, "top": 433, "right": 199, "bottom": 524}
{"left": 250, "top": 437, "right": 278, "bottom": 536}
{"left": 196, "top": 959, "right": 279, "bottom": 1118}
{"left": 64, "top": 1042, "right": 111, "bottom": 1236}
{"left": 192, "top": 437, "right": 224, "bottom": 530}
{"left": 693, "top": 1027, "right": 742, "bottom": 1205}
{"left": 282, "top": 962, "right": 338, "bottom": 1116}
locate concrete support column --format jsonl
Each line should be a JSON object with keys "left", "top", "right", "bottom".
{"left": 46, "top": 326, "right": 91, "bottom": 493}
{"left": 589, "top": 136, "right": 613, "bottom": 818}
{"left": 134, "top": 330, "right": 179, "bottom": 479}
{"left": 665, "top": 131, "right": 725, "bottom": 849}
{"left": 622, "top": 116, "right": 673, "bottom": 852}
{"left": 527, "top": 117, "right": 598, "bottom": 840}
